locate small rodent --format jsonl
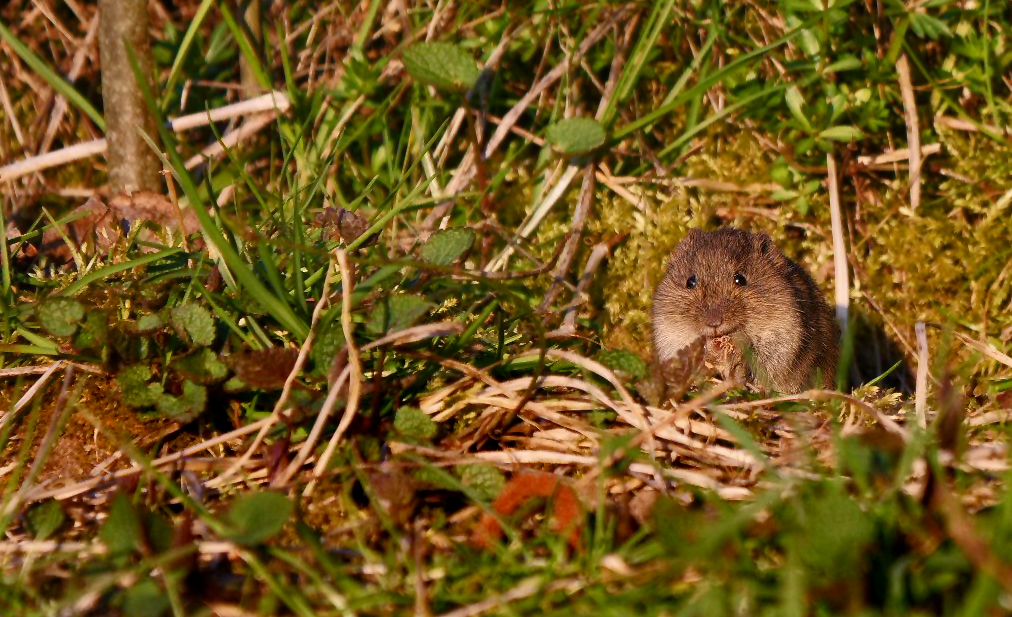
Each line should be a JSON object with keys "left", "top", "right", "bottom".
{"left": 652, "top": 228, "right": 839, "bottom": 394}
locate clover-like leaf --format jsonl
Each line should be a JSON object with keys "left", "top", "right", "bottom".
{"left": 402, "top": 42, "right": 480, "bottom": 92}
{"left": 118, "top": 366, "right": 164, "bottom": 408}
{"left": 458, "top": 464, "right": 505, "bottom": 501}
{"left": 154, "top": 381, "right": 207, "bottom": 421}
{"left": 135, "top": 313, "right": 163, "bottom": 333}
{"left": 171, "top": 348, "right": 228, "bottom": 383}
{"left": 169, "top": 304, "right": 215, "bottom": 347}
{"left": 38, "top": 298, "right": 85, "bottom": 337}
{"left": 546, "top": 117, "right": 606, "bottom": 155}
{"left": 73, "top": 309, "right": 109, "bottom": 351}
{"left": 596, "top": 349, "right": 648, "bottom": 380}
{"left": 311, "top": 321, "right": 346, "bottom": 375}
{"left": 365, "top": 294, "right": 433, "bottom": 335}
{"left": 222, "top": 491, "right": 293, "bottom": 546}
{"left": 393, "top": 407, "right": 438, "bottom": 441}
{"left": 420, "top": 228, "right": 475, "bottom": 266}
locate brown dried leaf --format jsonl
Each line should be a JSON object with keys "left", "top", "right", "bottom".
{"left": 40, "top": 196, "right": 119, "bottom": 262}
{"left": 364, "top": 470, "right": 419, "bottom": 525}
{"left": 225, "top": 348, "right": 299, "bottom": 390}
{"left": 39, "top": 191, "right": 203, "bottom": 263}
{"left": 314, "top": 207, "right": 375, "bottom": 245}
{"left": 653, "top": 337, "right": 707, "bottom": 402}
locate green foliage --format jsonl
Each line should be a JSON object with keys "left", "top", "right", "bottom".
{"left": 419, "top": 228, "right": 475, "bottom": 266}
{"left": 310, "top": 320, "right": 346, "bottom": 374}
{"left": 118, "top": 366, "right": 164, "bottom": 408}
{"left": 99, "top": 493, "right": 145, "bottom": 556}
{"left": 135, "top": 313, "right": 163, "bottom": 333}
{"left": 170, "top": 348, "right": 228, "bottom": 383}
{"left": 457, "top": 464, "right": 505, "bottom": 501}
{"left": 37, "top": 298, "right": 85, "bottom": 337}
{"left": 23, "top": 500, "right": 66, "bottom": 540}
{"left": 154, "top": 380, "right": 207, "bottom": 421}
{"left": 792, "top": 484, "right": 875, "bottom": 583}
{"left": 393, "top": 407, "right": 438, "bottom": 441}
{"left": 73, "top": 309, "right": 109, "bottom": 351}
{"left": 596, "top": 349, "right": 648, "bottom": 380}
{"left": 818, "top": 125, "right": 864, "bottom": 142}
{"left": 222, "top": 491, "right": 293, "bottom": 546}
{"left": 121, "top": 579, "right": 171, "bottom": 617}
{"left": 4, "top": 0, "right": 1012, "bottom": 614}
{"left": 402, "top": 42, "right": 480, "bottom": 92}
{"left": 118, "top": 366, "right": 208, "bottom": 421}
{"left": 546, "top": 117, "right": 607, "bottom": 155}
{"left": 169, "top": 304, "right": 215, "bottom": 347}
{"left": 365, "top": 294, "right": 433, "bottom": 335}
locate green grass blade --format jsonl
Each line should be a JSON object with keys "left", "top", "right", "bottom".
{"left": 162, "top": 0, "right": 217, "bottom": 106}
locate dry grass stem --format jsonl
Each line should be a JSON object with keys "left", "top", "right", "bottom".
{"left": 308, "top": 250, "right": 363, "bottom": 490}
{"left": 915, "top": 322, "right": 929, "bottom": 429}
{"left": 857, "top": 143, "right": 941, "bottom": 166}
{"left": 827, "top": 153, "right": 849, "bottom": 329}
{"left": 0, "top": 361, "right": 65, "bottom": 429}
{"left": 213, "top": 260, "right": 338, "bottom": 487}
{"left": 955, "top": 332, "right": 1012, "bottom": 369}
{"left": 895, "top": 55, "right": 922, "bottom": 210}
{"left": 0, "top": 92, "right": 291, "bottom": 184}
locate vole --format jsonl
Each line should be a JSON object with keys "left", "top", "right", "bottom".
{"left": 651, "top": 228, "right": 839, "bottom": 394}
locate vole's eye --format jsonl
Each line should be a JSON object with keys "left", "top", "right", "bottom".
{"left": 686, "top": 275, "right": 698, "bottom": 289}
{"left": 733, "top": 273, "right": 747, "bottom": 287}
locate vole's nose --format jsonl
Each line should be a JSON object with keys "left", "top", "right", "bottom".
{"left": 702, "top": 306, "right": 724, "bottom": 329}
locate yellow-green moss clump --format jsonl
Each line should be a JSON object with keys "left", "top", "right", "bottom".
{"left": 586, "top": 131, "right": 835, "bottom": 357}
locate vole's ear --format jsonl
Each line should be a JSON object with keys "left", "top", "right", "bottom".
{"left": 754, "top": 233, "right": 783, "bottom": 260}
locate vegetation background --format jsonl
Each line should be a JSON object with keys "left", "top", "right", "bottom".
{"left": 0, "top": 0, "right": 1011, "bottom": 615}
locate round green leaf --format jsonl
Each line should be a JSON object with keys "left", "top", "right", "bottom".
{"left": 171, "top": 348, "right": 229, "bottom": 383}
{"left": 402, "top": 42, "right": 480, "bottom": 92}
{"left": 38, "top": 298, "right": 85, "bottom": 337}
{"left": 365, "top": 294, "right": 433, "bottom": 334}
{"left": 136, "top": 313, "right": 163, "bottom": 333}
{"left": 154, "top": 380, "right": 207, "bottom": 421}
{"left": 394, "top": 407, "right": 438, "bottom": 441}
{"left": 222, "top": 491, "right": 293, "bottom": 546}
{"left": 169, "top": 304, "right": 215, "bottom": 347}
{"left": 118, "top": 366, "right": 163, "bottom": 408}
{"left": 458, "top": 464, "right": 505, "bottom": 501}
{"left": 546, "top": 117, "right": 607, "bottom": 155}
{"left": 419, "top": 228, "right": 475, "bottom": 266}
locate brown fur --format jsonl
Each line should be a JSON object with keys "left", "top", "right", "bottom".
{"left": 651, "top": 228, "right": 839, "bottom": 394}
